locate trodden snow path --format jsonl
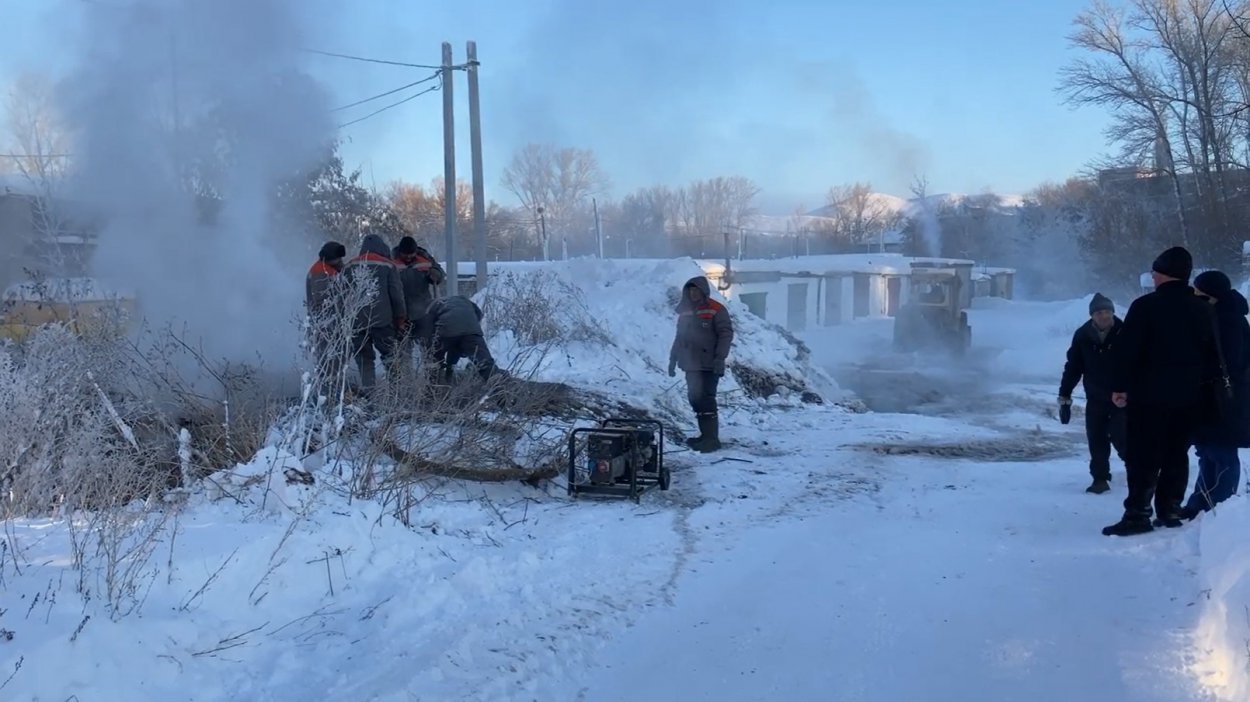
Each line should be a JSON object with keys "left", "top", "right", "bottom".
{"left": 577, "top": 416, "right": 1214, "bottom": 702}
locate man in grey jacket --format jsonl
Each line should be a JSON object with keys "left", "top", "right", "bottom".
{"left": 668, "top": 276, "right": 734, "bottom": 452}
{"left": 342, "top": 233, "right": 407, "bottom": 392}
{"left": 427, "top": 295, "right": 497, "bottom": 382}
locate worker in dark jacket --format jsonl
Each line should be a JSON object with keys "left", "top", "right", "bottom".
{"left": 668, "top": 276, "right": 734, "bottom": 453}
{"left": 342, "top": 233, "right": 407, "bottom": 393}
{"left": 1103, "top": 246, "right": 1222, "bottom": 536}
{"left": 1059, "top": 293, "right": 1126, "bottom": 495}
{"left": 427, "top": 295, "right": 497, "bottom": 382}
{"left": 393, "top": 236, "right": 446, "bottom": 352}
{"left": 1182, "top": 270, "right": 1250, "bottom": 519}
{"left": 305, "top": 241, "right": 347, "bottom": 396}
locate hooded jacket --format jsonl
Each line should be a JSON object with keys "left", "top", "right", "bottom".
{"left": 342, "top": 234, "right": 407, "bottom": 331}
{"left": 1059, "top": 317, "right": 1124, "bottom": 403}
{"left": 669, "top": 276, "right": 734, "bottom": 373}
{"left": 394, "top": 246, "right": 446, "bottom": 321}
{"left": 427, "top": 295, "right": 484, "bottom": 339}
{"left": 1196, "top": 288, "right": 1250, "bottom": 446}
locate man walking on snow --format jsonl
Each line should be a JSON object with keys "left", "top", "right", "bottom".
{"left": 1059, "top": 293, "right": 1127, "bottom": 495}
{"left": 668, "top": 276, "right": 734, "bottom": 453}
{"left": 1103, "top": 246, "right": 1221, "bottom": 536}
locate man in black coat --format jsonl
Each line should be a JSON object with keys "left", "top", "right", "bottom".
{"left": 1182, "top": 270, "right": 1250, "bottom": 519}
{"left": 1059, "top": 293, "right": 1126, "bottom": 495}
{"left": 1103, "top": 246, "right": 1222, "bottom": 536}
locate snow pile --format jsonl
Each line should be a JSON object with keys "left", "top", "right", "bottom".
{"left": 1192, "top": 499, "right": 1250, "bottom": 701}
{"left": 479, "top": 258, "right": 840, "bottom": 414}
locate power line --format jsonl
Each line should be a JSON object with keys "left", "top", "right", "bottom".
{"left": 337, "top": 79, "right": 442, "bottom": 129}
{"left": 302, "top": 48, "right": 444, "bottom": 71}
{"left": 331, "top": 72, "right": 440, "bottom": 112}
{"left": 0, "top": 153, "right": 72, "bottom": 159}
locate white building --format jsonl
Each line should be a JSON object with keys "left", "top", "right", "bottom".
{"left": 449, "top": 254, "right": 1014, "bottom": 334}
{"left": 696, "top": 254, "right": 1012, "bottom": 333}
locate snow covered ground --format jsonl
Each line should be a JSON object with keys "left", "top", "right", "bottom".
{"left": 2, "top": 265, "right": 1249, "bottom": 701}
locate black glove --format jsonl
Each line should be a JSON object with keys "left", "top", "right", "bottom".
{"left": 1058, "top": 397, "right": 1072, "bottom": 425}
{"left": 713, "top": 360, "right": 725, "bottom": 377}
{"left": 667, "top": 361, "right": 677, "bottom": 378}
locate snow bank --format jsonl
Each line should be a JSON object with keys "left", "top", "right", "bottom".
{"left": 478, "top": 258, "right": 840, "bottom": 415}
{"left": 1192, "top": 499, "right": 1250, "bottom": 701}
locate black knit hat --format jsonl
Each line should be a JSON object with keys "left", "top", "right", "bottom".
{"left": 319, "top": 241, "right": 346, "bottom": 261}
{"left": 1152, "top": 246, "right": 1193, "bottom": 282}
{"left": 1194, "top": 270, "right": 1233, "bottom": 299}
{"left": 1089, "top": 292, "right": 1114, "bottom": 316}
{"left": 395, "top": 236, "right": 419, "bottom": 255}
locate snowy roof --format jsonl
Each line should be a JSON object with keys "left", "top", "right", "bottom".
{"left": 698, "top": 253, "right": 977, "bottom": 276}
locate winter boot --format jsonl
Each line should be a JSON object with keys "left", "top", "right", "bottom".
{"left": 1085, "top": 478, "right": 1111, "bottom": 495}
{"left": 1101, "top": 515, "right": 1154, "bottom": 537}
{"left": 1178, "top": 504, "right": 1202, "bottom": 522}
{"left": 695, "top": 414, "right": 721, "bottom": 453}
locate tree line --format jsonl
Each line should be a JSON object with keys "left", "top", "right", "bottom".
{"left": 7, "top": 0, "right": 1250, "bottom": 299}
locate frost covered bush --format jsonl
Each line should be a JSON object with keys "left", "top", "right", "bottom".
{"left": 480, "top": 269, "right": 613, "bottom": 347}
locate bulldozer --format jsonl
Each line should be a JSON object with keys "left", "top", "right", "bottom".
{"left": 892, "top": 263, "right": 971, "bottom": 356}
{"left": 0, "top": 278, "right": 137, "bottom": 343}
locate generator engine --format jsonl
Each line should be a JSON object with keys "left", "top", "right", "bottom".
{"left": 568, "top": 418, "right": 669, "bottom": 502}
{"left": 587, "top": 429, "right": 657, "bottom": 485}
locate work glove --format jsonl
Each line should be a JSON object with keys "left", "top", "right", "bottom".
{"left": 668, "top": 360, "right": 677, "bottom": 378}
{"left": 396, "top": 318, "right": 410, "bottom": 336}
{"left": 713, "top": 360, "right": 725, "bottom": 377}
{"left": 1058, "top": 396, "right": 1072, "bottom": 425}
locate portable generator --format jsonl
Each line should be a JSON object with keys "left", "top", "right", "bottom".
{"left": 567, "top": 418, "right": 669, "bottom": 502}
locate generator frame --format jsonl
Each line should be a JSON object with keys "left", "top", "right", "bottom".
{"left": 566, "top": 418, "right": 669, "bottom": 503}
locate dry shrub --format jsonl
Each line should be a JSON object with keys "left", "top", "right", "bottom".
{"left": 479, "top": 269, "right": 613, "bottom": 347}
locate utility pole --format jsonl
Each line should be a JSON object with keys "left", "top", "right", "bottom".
{"left": 537, "top": 206, "right": 548, "bottom": 261}
{"left": 441, "top": 41, "right": 458, "bottom": 296}
{"left": 593, "top": 197, "right": 604, "bottom": 258}
{"left": 467, "top": 41, "right": 487, "bottom": 293}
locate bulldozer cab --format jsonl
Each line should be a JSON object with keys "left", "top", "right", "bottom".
{"left": 907, "top": 268, "right": 961, "bottom": 311}
{"left": 0, "top": 278, "right": 137, "bottom": 343}
{"left": 893, "top": 264, "right": 971, "bottom": 355}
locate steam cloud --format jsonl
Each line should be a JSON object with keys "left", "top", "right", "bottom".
{"left": 58, "top": 0, "right": 335, "bottom": 372}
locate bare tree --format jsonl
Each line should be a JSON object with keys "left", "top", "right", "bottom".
{"left": 3, "top": 73, "right": 71, "bottom": 184}
{"left": 1059, "top": 0, "right": 1191, "bottom": 244}
{"left": 671, "top": 176, "right": 760, "bottom": 244}
{"left": 822, "top": 182, "right": 900, "bottom": 248}
{"left": 499, "top": 143, "right": 608, "bottom": 241}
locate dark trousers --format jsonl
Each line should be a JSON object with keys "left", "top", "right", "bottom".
{"left": 1124, "top": 405, "right": 1195, "bottom": 520}
{"left": 1085, "top": 400, "right": 1127, "bottom": 481}
{"left": 435, "top": 334, "right": 496, "bottom": 381}
{"left": 685, "top": 371, "right": 720, "bottom": 417}
{"left": 1186, "top": 443, "right": 1241, "bottom": 512}
{"left": 352, "top": 325, "right": 398, "bottom": 391}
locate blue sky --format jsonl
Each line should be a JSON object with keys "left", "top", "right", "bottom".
{"left": 2, "top": 0, "right": 1110, "bottom": 213}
